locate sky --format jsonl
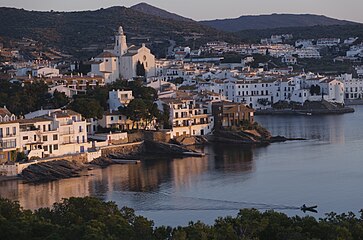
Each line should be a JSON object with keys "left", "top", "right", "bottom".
{"left": 1, "top": 0, "right": 363, "bottom": 23}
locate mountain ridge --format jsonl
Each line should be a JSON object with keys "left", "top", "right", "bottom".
{"left": 130, "top": 2, "right": 194, "bottom": 22}
{"left": 200, "top": 13, "right": 359, "bottom": 32}
{"left": 0, "top": 6, "right": 238, "bottom": 58}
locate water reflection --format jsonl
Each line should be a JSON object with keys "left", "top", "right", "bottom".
{"left": 256, "top": 115, "right": 345, "bottom": 144}
{"left": 0, "top": 107, "right": 362, "bottom": 227}
{"left": 0, "top": 143, "right": 256, "bottom": 211}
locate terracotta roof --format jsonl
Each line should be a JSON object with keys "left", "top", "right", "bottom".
{"left": 49, "top": 110, "right": 81, "bottom": 118}
{"left": 95, "top": 51, "right": 117, "bottom": 58}
{"left": 0, "top": 108, "right": 11, "bottom": 117}
{"left": 18, "top": 118, "right": 51, "bottom": 124}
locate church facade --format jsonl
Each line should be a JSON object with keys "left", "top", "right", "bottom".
{"left": 90, "top": 26, "right": 156, "bottom": 83}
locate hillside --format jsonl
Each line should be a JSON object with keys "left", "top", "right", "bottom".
{"left": 130, "top": 2, "right": 194, "bottom": 22}
{"left": 201, "top": 14, "right": 357, "bottom": 32}
{"left": 0, "top": 7, "right": 238, "bottom": 59}
{"left": 237, "top": 24, "right": 363, "bottom": 43}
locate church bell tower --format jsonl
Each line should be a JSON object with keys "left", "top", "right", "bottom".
{"left": 114, "top": 26, "right": 128, "bottom": 57}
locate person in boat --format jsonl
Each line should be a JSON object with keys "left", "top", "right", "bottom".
{"left": 301, "top": 204, "right": 318, "bottom": 213}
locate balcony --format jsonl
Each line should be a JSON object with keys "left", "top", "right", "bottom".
{"left": 0, "top": 133, "right": 17, "bottom": 139}
{"left": 60, "top": 130, "right": 75, "bottom": 135}
{"left": 0, "top": 140, "right": 17, "bottom": 150}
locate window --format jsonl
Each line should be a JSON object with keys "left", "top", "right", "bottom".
{"left": 23, "top": 136, "right": 29, "bottom": 140}
{"left": 43, "top": 136, "right": 48, "bottom": 142}
{"left": 13, "top": 127, "right": 16, "bottom": 135}
{"left": 111, "top": 117, "right": 114, "bottom": 121}
{"left": 53, "top": 144, "right": 58, "bottom": 150}
{"left": 44, "top": 145, "right": 48, "bottom": 152}
{"left": 79, "top": 126, "right": 83, "bottom": 133}
{"left": 53, "top": 134, "right": 58, "bottom": 141}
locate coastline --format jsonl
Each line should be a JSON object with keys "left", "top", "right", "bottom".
{"left": 255, "top": 107, "right": 355, "bottom": 115}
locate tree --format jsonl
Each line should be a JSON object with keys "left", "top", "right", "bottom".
{"left": 136, "top": 60, "right": 146, "bottom": 78}
{"left": 309, "top": 85, "right": 321, "bottom": 96}
{"left": 69, "top": 98, "right": 103, "bottom": 119}
{"left": 51, "top": 90, "right": 70, "bottom": 108}
{"left": 124, "top": 99, "right": 147, "bottom": 129}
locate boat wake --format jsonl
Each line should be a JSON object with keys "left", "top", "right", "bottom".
{"left": 117, "top": 192, "right": 300, "bottom": 211}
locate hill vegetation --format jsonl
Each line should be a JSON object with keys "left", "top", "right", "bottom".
{"left": 0, "top": 197, "right": 363, "bottom": 240}
{"left": 237, "top": 24, "right": 363, "bottom": 43}
{"left": 200, "top": 13, "right": 358, "bottom": 32}
{"left": 131, "top": 2, "right": 194, "bottom": 22}
{"left": 0, "top": 7, "right": 238, "bottom": 59}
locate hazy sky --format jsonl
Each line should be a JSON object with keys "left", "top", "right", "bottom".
{"left": 1, "top": 0, "right": 363, "bottom": 23}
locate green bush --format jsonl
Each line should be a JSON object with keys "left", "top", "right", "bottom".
{"left": 1, "top": 197, "right": 363, "bottom": 240}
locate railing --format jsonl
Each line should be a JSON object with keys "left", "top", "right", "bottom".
{"left": 60, "top": 130, "right": 75, "bottom": 135}
{"left": 0, "top": 133, "right": 17, "bottom": 138}
{"left": 0, "top": 140, "right": 17, "bottom": 150}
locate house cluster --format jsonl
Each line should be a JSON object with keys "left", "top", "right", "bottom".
{"left": 149, "top": 58, "right": 349, "bottom": 109}
{"left": 0, "top": 108, "right": 89, "bottom": 163}
{"left": 2, "top": 25, "right": 363, "bottom": 166}
{"left": 260, "top": 34, "right": 293, "bottom": 44}
{"left": 198, "top": 36, "right": 362, "bottom": 66}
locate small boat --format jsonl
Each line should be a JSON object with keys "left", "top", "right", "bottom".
{"left": 182, "top": 152, "right": 205, "bottom": 157}
{"left": 301, "top": 204, "right": 318, "bottom": 213}
{"left": 112, "top": 159, "right": 141, "bottom": 165}
{"left": 306, "top": 112, "right": 312, "bottom": 116}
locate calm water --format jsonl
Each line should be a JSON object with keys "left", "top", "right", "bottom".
{"left": 1, "top": 106, "right": 363, "bottom": 226}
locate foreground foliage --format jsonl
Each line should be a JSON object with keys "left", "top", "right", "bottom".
{"left": 0, "top": 197, "right": 363, "bottom": 240}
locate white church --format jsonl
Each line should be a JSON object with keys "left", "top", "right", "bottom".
{"left": 90, "top": 26, "right": 156, "bottom": 83}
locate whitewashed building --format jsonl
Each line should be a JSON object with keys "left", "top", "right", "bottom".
{"left": 159, "top": 98, "right": 213, "bottom": 138}
{"left": 90, "top": 26, "right": 156, "bottom": 82}
{"left": 108, "top": 90, "right": 134, "bottom": 111}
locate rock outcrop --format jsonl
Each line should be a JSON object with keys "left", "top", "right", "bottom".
{"left": 21, "top": 160, "right": 84, "bottom": 183}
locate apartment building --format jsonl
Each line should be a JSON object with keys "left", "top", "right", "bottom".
{"left": 160, "top": 97, "right": 213, "bottom": 138}
{"left": 0, "top": 109, "right": 88, "bottom": 163}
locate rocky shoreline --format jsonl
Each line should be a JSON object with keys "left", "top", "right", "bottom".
{"left": 17, "top": 140, "right": 204, "bottom": 183}
{"left": 21, "top": 160, "right": 84, "bottom": 183}
{"left": 12, "top": 126, "right": 305, "bottom": 183}
{"left": 256, "top": 107, "right": 355, "bottom": 115}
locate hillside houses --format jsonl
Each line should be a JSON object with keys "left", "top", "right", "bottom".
{"left": 0, "top": 109, "right": 88, "bottom": 163}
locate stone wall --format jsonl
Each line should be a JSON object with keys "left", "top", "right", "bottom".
{"left": 127, "top": 132, "right": 144, "bottom": 143}
{"left": 101, "top": 141, "right": 144, "bottom": 157}
{"left": 143, "top": 130, "right": 171, "bottom": 143}
{"left": 128, "top": 130, "right": 171, "bottom": 143}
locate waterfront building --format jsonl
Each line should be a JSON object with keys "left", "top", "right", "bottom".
{"left": 339, "top": 74, "right": 363, "bottom": 100}
{"left": 0, "top": 109, "right": 89, "bottom": 162}
{"left": 0, "top": 121, "right": 19, "bottom": 163}
{"left": 159, "top": 97, "right": 214, "bottom": 138}
{"left": 212, "top": 101, "right": 254, "bottom": 130}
